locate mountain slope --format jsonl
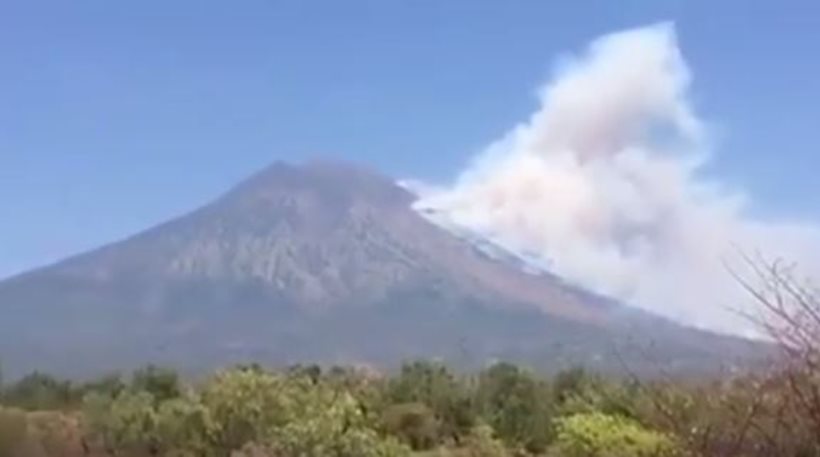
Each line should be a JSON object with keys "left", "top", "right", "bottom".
{"left": 0, "top": 160, "right": 760, "bottom": 377}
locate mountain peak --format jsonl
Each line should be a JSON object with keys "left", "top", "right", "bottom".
{"left": 223, "top": 159, "right": 412, "bottom": 210}
{"left": 0, "top": 159, "right": 761, "bottom": 377}
{"left": 302, "top": 157, "right": 380, "bottom": 176}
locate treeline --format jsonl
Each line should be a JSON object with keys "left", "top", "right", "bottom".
{"left": 0, "top": 366, "right": 178, "bottom": 412}
{"left": 0, "top": 358, "right": 817, "bottom": 457}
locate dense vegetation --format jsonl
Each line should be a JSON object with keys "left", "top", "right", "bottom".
{"left": 1, "top": 258, "right": 818, "bottom": 457}
{"left": 0, "top": 356, "right": 816, "bottom": 457}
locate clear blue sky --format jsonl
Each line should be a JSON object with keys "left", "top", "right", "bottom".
{"left": 1, "top": 0, "right": 818, "bottom": 279}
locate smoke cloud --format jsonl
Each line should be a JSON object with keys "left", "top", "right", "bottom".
{"left": 412, "top": 23, "right": 820, "bottom": 335}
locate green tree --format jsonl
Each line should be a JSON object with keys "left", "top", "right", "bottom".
{"left": 382, "top": 402, "right": 440, "bottom": 450}
{"left": 324, "top": 365, "right": 385, "bottom": 426}
{"left": 82, "top": 390, "right": 159, "bottom": 455}
{"left": 387, "top": 361, "right": 474, "bottom": 445}
{"left": 552, "top": 367, "right": 591, "bottom": 404}
{"left": 552, "top": 412, "right": 680, "bottom": 457}
{"left": 287, "top": 363, "right": 322, "bottom": 384}
{"left": 460, "top": 424, "right": 508, "bottom": 457}
{"left": 475, "top": 363, "right": 553, "bottom": 452}
{"left": 268, "top": 388, "right": 409, "bottom": 457}
{"left": 154, "top": 394, "right": 214, "bottom": 456}
{"left": 80, "top": 373, "right": 125, "bottom": 399}
{"left": 131, "top": 365, "right": 182, "bottom": 403}
{"left": 553, "top": 368, "right": 638, "bottom": 420}
{"left": 201, "top": 368, "right": 409, "bottom": 456}
{"left": 3, "top": 372, "right": 76, "bottom": 411}
{"left": 198, "top": 368, "right": 291, "bottom": 453}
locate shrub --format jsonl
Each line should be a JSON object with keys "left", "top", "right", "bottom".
{"left": 131, "top": 365, "right": 182, "bottom": 403}
{"left": 475, "top": 363, "right": 552, "bottom": 452}
{"left": 460, "top": 424, "right": 508, "bottom": 457}
{"left": 381, "top": 402, "right": 440, "bottom": 450}
{"left": 552, "top": 412, "right": 680, "bottom": 457}
{"left": 2, "top": 373, "right": 76, "bottom": 411}
{"left": 198, "top": 368, "right": 292, "bottom": 453}
{"left": 387, "top": 361, "right": 474, "bottom": 445}
{"left": 202, "top": 368, "right": 411, "bottom": 456}
{"left": 82, "top": 390, "right": 159, "bottom": 454}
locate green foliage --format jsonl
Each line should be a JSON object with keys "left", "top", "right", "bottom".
{"left": 1, "top": 372, "right": 76, "bottom": 411}
{"left": 475, "top": 363, "right": 552, "bottom": 452}
{"left": 558, "top": 380, "right": 639, "bottom": 420}
{"left": 11, "top": 359, "right": 820, "bottom": 457}
{"left": 153, "top": 395, "right": 214, "bottom": 456}
{"left": 286, "top": 363, "right": 323, "bottom": 384}
{"left": 552, "top": 412, "right": 680, "bottom": 457}
{"left": 267, "top": 389, "right": 410, "bottom": 457}
{"left": 459, "top": 424, "right": 509, "bottom": 457}
{"left": 324, "top": 366, "right": 385, "bottom": 425}
{"left": 413, "top": 426, "right": 509, "bottom": 457}
{"left": 550, "top": 367, "right": 641, "bottom": 423}
{"left": 199, "top": 367, "right": 410, "bottom": 456}
{"left": 85, "top": 386, "right": 212, "bottom": 456}
{"left": 198, "top": 368, "right": 291, "bottom": 452}
{"left": 382, "top": 402, "right": 440, "bottom": 450}
{"left": 132, "top": 365, "right": 182, "bottom": 403}
{"left": 79, "top": 373, "right": 126, "bottom": 399}
{"left": 81, "top": 366, "right": 408, "bottom": 456}
{"left": 552, "top": 367, "right": 590, "bottom": 404}
{"left": 388, "top": 361, "right": 474, "bottom": 444}
{"left": 82, "top": 389, "right": 159, "bottom": 454}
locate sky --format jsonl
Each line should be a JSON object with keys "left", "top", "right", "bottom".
{"left": 1, "top": 0, "right": 819, "bottom": 289}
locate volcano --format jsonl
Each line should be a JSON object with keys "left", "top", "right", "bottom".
{"left": 0, "top": 160, "right": 760, "bottom": 377}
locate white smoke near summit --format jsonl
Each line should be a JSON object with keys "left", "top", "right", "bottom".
{"left": 412, "top": 23, "right": 820, "bottom": 335}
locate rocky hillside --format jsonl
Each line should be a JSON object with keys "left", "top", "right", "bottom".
{"left": 0, "top": 160, "right": 761, "bottom": 378}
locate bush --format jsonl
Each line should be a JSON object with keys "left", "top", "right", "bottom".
{"left": 475, "top": 363, "right": 552, "bottom": 452}
{"left": 198, "top": 368, "right": 292, "bottom": 453}
{"left": 131, "top": 365, "right": 182, "bottom": 403}
{"left": 82, "top": 390, "right": 159, "bottom": 454}
{"left": 460, "top": 425, "right": 508, "bottom": 457}
{"left": 153, "top": 394, "right": 214, "bottom": 456}
{"left": 387, "top": 361, "right": 474, "bottom": 445}
{"left": 412, "top": 425, "right": 509, "bottom": 457}
{"left": 551, "top": 412, "right": 680, "bottom": 457}
{"left": 382, "top": 402, "right": 440, "bottom": 450}
{"left": 2, "top": 373, "right": 76, "bottom": 411}
{"left": 264, "top": 378, "right": 410, "bottom": 457}
{"left": 202, "top": 368, "right": 411, "bottom": 457}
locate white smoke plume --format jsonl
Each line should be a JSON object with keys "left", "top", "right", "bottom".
{"left": 412, "top": 23, "right": 820, "bottom": 336}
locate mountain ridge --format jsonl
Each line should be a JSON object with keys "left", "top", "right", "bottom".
{"left": 0, "top": 159, "right": 762, "bottom": 378}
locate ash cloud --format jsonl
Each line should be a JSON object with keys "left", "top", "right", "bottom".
{"left": 412, "top": 23, "right": 820, "bottom": 335}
